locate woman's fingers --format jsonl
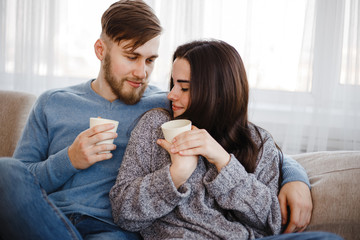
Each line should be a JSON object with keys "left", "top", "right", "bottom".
{"left": 171, "top": 129, "right": 205, "bottom": 151}
{"left": 171, "top": 129, "right": 216, "bottom": 160}
{"left": 170, "top": 127, "right": 230, "bottom": 171}
{"left": 157, "top": 139, "right": 172, "bottom": 153}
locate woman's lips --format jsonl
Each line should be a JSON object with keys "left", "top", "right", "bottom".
{"left": 172, "top": 104, "right": 182, "bottom": 111}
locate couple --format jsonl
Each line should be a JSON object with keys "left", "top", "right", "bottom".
{"left": 0, "top": 1, "right": 341, "bottom": 240}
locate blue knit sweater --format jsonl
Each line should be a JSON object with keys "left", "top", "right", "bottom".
{"left": 13, "top": 80, "right": 169, "bottom": 225}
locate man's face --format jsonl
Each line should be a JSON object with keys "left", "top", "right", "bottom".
{"left": 103, "top": 36, "right": 160, "bottom": 104}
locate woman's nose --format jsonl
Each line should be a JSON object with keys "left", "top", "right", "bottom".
{"left": 167, "top": 87, "right": 178, "bottom": 101}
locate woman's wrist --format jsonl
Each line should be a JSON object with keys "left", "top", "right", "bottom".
{"left": 214, "top": 153, "right": 231, "bottom": 172}
{"left": 169, "top": 162, "right": 196, "bottom": 189}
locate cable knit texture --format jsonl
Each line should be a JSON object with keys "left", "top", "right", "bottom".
{"left": 110, "top": 109, "right": 282, "bottom": 239}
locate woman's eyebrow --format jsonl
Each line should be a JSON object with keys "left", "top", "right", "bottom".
{"left": 177, "top": 79, "right": 190, "bottom": 83}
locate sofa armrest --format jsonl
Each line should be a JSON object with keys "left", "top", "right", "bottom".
{"left": 291, "top": 151, "right": 360, "bottom": 240}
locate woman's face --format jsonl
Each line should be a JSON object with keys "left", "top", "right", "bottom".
{"left": 168, "top": 58, "right": 191, "bottom": 118}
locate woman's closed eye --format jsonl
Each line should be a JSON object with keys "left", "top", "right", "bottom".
{"left": 177, "top": 80, "right": 190, "bottom": 92}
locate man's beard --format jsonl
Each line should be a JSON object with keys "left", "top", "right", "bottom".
{"left": 103, "top": 54, "right": 148, "bottom": 105}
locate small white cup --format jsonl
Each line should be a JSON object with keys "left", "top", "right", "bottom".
{"left": 161, "top": 119, "right": 192, "bottom": 142}
{"left": 89, "top": 117, "right": 119, "bottom": 153}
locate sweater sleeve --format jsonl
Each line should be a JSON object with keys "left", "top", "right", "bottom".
{"left": 281, "top": 153, "right": 310, "bottom": 188}
{"left": 110, "top": 110, "right": 190, "bottom": 232}
{"left": 203, "top": 128, "right": 282, "bottom": 236}
{"left": 13, "top": 92, "right": 79, "bottom": 193}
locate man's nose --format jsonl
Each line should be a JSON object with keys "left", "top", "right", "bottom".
{"left": 133, "top": 61, "right": 147, "bottom": 79}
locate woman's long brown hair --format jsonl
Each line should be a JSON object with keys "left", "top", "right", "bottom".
{"left": 171, "top": 40, "right": 263, "bottom": 173}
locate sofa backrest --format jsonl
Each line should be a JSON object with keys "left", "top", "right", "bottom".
{"left": 0, "top": 90, "right": 37, "bottom": 157}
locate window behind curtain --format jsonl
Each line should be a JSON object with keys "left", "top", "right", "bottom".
{"left": 1, "top": 0, "right": 359, "bottom": 153}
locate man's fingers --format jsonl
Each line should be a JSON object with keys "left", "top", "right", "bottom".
{"left": 90, "top": 131, "right": 117, "bottom": 145}
{"left": 285, "top": 207, "right": 301, "bottom": 233}
{"left": 287, "top": 199, "right": 312, "bottom": 232}
{"left": 295, "top": 209, "right": 310, "bottom": 232}
{"left": 284, "top": 223, "right": 306, "bottom": 233}
{"left": 78, "top": 124, "right": 117, "bottom": 147}
{"left": 92, "top": 151, "right": 113, "bottom": 163}
{"left": 278, "top": 195, "right": 288, "bottom": 225}
{"left": 297, "top": 226, "right": 306, "bottom": 233}
{"left": 283, "top": 222, "right": 297, "bottom": 233}
{"left": 303, "top": 200, "right": 312, "bottom": 228}
{"left": 87, "top": 123, "right": 116, "bottom": 137}
{"left": 84, "top": 144, "right": 115, "bottom": 164}
{"left": 93, "top": 143, "right": 117, "bottom": 154}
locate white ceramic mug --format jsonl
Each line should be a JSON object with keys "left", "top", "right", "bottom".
{"left": 89, "top": 117, "right": 119, "bottom": 153}
{"left": 161, "top": 119, "right": 192, "bottom": 142}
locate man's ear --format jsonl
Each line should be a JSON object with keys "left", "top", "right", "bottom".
{"left": 94, "top": 39, "right": 106, "bottom": 61}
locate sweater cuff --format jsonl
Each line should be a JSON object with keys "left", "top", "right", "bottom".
{"left": 153, "top": 165, "right": 191, "bottom": 206}
{"left": 204, "top": 154, "right": 247, "bottom": 196}
{"left": 281, "top": 154, "right": 311, "bottom": 188}
{"left": 47, "top": 147, "right": 80, "bottom": 183}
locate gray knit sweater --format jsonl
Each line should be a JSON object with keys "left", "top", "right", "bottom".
{"left": 110, "top": 109, "right": 281, "bottom": 239}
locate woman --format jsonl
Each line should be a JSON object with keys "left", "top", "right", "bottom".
{"left": 109, "top": 40, "right": 341, "bottom": 239}
{"left": 110, "top": 39, "right": 279, "bottom": 239}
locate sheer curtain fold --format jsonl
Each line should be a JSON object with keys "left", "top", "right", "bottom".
{"left": 341, "top": 0, "right": 360, "bottom": 85}
{"left": 276, "top": 0, "right": 360, "bottom": 153}
{"left": 1, "top": 0, "right": 84, "bottom": 95}
{"left": 305, "top": 0, "right": 345, "bottom": 152}
{"left": 0, "top": 0, "right": 6, "bottom": 73}
{"left": 0, "top": 0, "right": 359, "bottom": 153}
{"left": 1, "top": 0, "right": 60, "bottom": 94}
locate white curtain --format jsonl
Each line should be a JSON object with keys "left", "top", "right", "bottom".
{"left": 1, "top": 0, "right": 359, "bottom": 154}
{"left": 1, "top": 0, "right": 64, "bottom": 94}
{"left": 0, "top": 0, "right": 113, "bottom": 95}
{"left": 250, "top": 0, "right": 360, "bottom": 153}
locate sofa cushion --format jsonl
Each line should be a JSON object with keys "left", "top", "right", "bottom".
{"left": 291, "top": 151, "right": 360, "bottom": 240}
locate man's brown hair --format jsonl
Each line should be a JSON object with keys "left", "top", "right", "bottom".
{"left": 101, "top": 0, "right": 162, "bottom": 50}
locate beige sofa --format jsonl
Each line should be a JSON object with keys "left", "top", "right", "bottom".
{"left": 0, "top": 90, "right": 359, "bottom": 240}
{"left": 292, "top": 151, "right": 360, "bottom": 240}
{"left": 0, "top": 90, "right": 37, "bottom": 157}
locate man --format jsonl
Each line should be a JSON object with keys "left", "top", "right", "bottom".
{"left": 0, "top": 1, "right": 312, "bottom": 239}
